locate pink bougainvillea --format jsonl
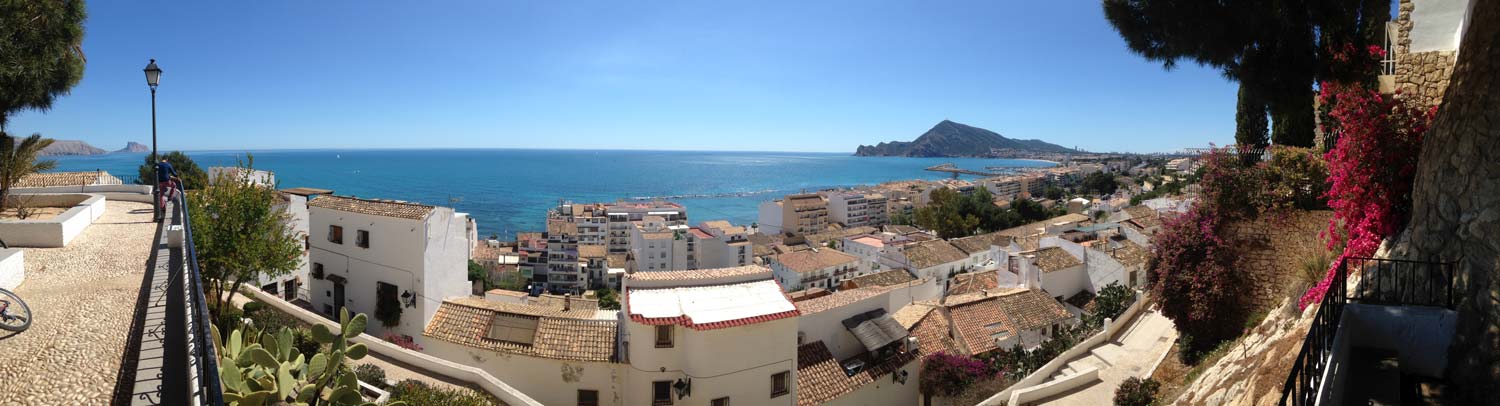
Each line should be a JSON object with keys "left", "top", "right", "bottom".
{"left": 919, "top": 352, "right": 990, "bottom": 398}
{"left": 1301, "top": 48, "right": 1434, "bottom": 309}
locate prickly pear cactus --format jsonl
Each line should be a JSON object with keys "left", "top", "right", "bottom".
{"left": 213, "top": 308, "right": 405, "bottom": 406}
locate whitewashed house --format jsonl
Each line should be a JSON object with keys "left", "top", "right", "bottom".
{"left": 769, "top": 248, "right": 863, "bottom": 291}
{"left": 306, "top": 195, "right": 471, "bottom": 344}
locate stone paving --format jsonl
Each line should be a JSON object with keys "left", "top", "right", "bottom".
{"left": 0, "top": 201, "right": 157, "bottom": 405}
{"left": 1034, "top": 309, "right": 1180, "bottom": 405}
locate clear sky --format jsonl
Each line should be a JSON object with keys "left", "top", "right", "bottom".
{"left": 6, "top": 1, "right": 1240, "bottom": 154}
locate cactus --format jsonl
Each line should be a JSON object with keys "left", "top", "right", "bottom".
{"left": 213, "top": 308, "right": 405, "bottom": 406}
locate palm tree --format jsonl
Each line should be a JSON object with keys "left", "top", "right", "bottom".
{"left": 0, "top": 132, "right": 57, "bottom": 211}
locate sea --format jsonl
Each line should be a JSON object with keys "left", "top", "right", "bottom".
{"left": 49, "top": 149, "right": 1055, "bottom": 238}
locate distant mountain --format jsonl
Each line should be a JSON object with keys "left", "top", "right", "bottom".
{"left": 25, "top": 139, "right": 108, "bottom": 156}
{"left": 115, "top": 142, "right": 150, "bottom": 153}
{"left": 855, "top": 120, "right": 1076, "bottom": 157}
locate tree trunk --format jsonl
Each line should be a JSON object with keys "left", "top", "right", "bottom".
{"left": 1392, "top": 1, "right": 1500, "bottom": 403}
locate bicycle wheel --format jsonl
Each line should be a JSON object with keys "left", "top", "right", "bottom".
{"left": 0, "top": 288, "right": 31, "bottom": 332}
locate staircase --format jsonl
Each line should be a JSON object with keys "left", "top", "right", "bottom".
{"left": 1045, "top": 342, "right": 1124, "bottom": 381}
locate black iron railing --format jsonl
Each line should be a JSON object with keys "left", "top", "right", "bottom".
{"left": 1278, "top": 256, "right": 1456, "bottom": 405}
{"left": 170, "top": 194, "right": 226, "bottom": 405}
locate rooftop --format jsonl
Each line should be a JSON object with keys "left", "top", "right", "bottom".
{"left": 1031, "top": 246, "right": 1083, "bottom": 273}
{"left": 423, "top": 299, "right": 618, "bottom": 362}
{"left": 624, "top": 264, "right": 772, "bottom": 286}
{"left": 279, "top": 187, "right": 335, "bottom": 196}
{"left": 772, "top": 248, "right": 860, "bottom": 274}
{"left": 15, "top": 170, "right": 121, "bottom": 188}
{"left": 577, "top": 244, "right": 607, "bottom": 259}
{"left": 795, "top": 286, "right": 892, "bottom": 314}
{"left": 903, "top": 240, "right": 968, "bottom": 269}
{"left": 1122, "top": 205, "right": 1157, "bottom": 220}
{"left": 308, "top": 194, "right": 435, "bottom": 220}
{"left": 844, "top": 269, "right": 917, "bottom": 289}
{"left": 949, "top": 231, "right": 1014, "bottom": 254}
{"left": 947, "top": 270, "right": 1001, "bottom": 296}
{"left": 848, "top": 235, "right": 885, "bottom": 248}
{"left": 626, "top": 279, "right": 799, "bottom": 330}
{"left": 795, "top": 341, "right": 920, "bottom": 406}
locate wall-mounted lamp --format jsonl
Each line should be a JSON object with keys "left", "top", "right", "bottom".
{"left": 673, "top": 378, "right": 692, "bottom": 399}
{"left": 400, "top": 290, "right": 416, "bottom": 308}
{"left": 893, "top": 370, "right": 909, "bottom": 385}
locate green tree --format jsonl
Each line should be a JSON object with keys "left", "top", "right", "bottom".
{"left": 913, "top": 187, "right": 981, "bottom": 239}
{"left": 1102, "top": 0, "right": 1389, "bottom": 147}
{"left": 1081, "top": 172, "right": 1119, "bottom": 195}
{"left": 596, "top": 288, "right": 620, "bottom": 310}
{"left": 1043, "top": 186, "right": 1065, "bottom": 200}
{"left": 466, "top": 260, "right": 487, "bottom": 288}
{"left": 137, "top": 151, "right": 208, "bottom": 189}
{"left": 1234, "top": 83, "right": 1270, "bottom": 148}
{"left": 0, "top": 0, "right": 87, "bottom": 126}
{"left": 189, "top": 156, "right": 302, "bottom": 310}
{"left": 0, "top": 132, "right": 56, "bottom": 210}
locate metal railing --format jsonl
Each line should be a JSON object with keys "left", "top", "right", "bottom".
{"left": 170, "top": 193, "right": 226, "bottom": 405}
{"left": 1278, "top": 256, "right": 1456, "bottom": 405}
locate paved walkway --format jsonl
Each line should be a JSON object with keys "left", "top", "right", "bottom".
{"left": 0, "top": 201, "right": 157, "bottom": 405}
{"left": 1035, "top": 309, "right": 1179, "bottom": 405}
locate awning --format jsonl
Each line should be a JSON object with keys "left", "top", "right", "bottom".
{"left": 841, "top": 309, "right": 909, "bottom": 352}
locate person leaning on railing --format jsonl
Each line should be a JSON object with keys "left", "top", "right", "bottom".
{"left": 154, "top": 157, "right": 183, "bottom": 222}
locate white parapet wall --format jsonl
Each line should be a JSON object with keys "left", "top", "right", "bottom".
{"left": 1009, "top": 366, "right": 1100, "bottom": 405}
{"left": 0, "top": 194, "right": 107, "bottom": 248}
{"left": 980, "top": 291, "right": 1148, "bottom": 405}
{"left": 0, "top": 249, "right": 22, "bottom": 290}
{"left": 244, "top": 289, "right": 544, "bottom": 406}
{"left": 13, "top": 184, "right": 154, "bottom": 203}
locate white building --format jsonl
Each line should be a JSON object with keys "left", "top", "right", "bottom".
{"left": 623, "top": 266, "right": 802, "bottom": 406}
{"left": 948, "top": 231, "right": 1016, "bottom": 272}
{"left": 697, "top": 220, "right": 754, "bottom": 269}
{"left": 890, "top": 240, "right": 970, "bottom": 289}
{"left": 823, "top": 191, "right": 889, "bottom": 228}
{"left": 630, "top": 216, "right": 691, "bottom": 272}
{"left": 758, "top": 200, "right": 785, "bottom": 235}
{"left": 208, "top": 166, "right": 276, "bottom": 187}
{"left": 306, "top": 195, "right": 471, "bottom": 344}
{"left": 605, "top": 201, "right": 688, "bottom": 255}
{"left": 252, "top": 187, "right": 332, "bottom": 302}
{"left": 769, "top": 248, "right": 864, "bottom": 291}
{"left": 1019, "top": 246, "right": 1089, "bottom": 302}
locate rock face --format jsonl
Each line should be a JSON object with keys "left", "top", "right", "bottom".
{"left": 114, "top": 142, "right": 149, "bottom": 153}
{"left": 1390, "top": 1, "right": 1500, "bottom": 403}
{"left": 28, "top": 140, "right": 105, "bottom": 156}
{"left": 1226, "top": 211, "right": 1334, "bottom": 311}
{"left": 854, "top": 120, "right": 1074, "bottom": 157}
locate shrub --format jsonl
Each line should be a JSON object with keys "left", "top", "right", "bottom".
{"left": 383, "top": 333, "right": 424, "bottom": 351}
{"left": 389, "top": 379, "right": 498, "bottom": 405}
{"left": 212, "top": 304, "right": 245, "bottom": 334}
{"left": 245, "top": 303, "right": 303, "bottom": 333}
{"left": 596, "top": 288, "right": 620, "bottom": 310}
{"left": 1262, "top": 146, "right": 1330, "bottom": 213}
{"left": 1114, "top": 377, "right": 1161, "bottom": 406}
{"left": 241, "top": 300, "right": 266, "bottom": 314}
{"left": 1149, "top": 207, "right": 1249, "bottom": 353}
{"left": 292, "top": 327, "right": 323, "bottom": 357}
{"left": 1084, "top": 282, "right": 1135, "bottom": 329}
{"left": 355, "top": 363, "right": 388, "bottom": 388}
{"left": 919, "top": 353, "right": 990, "bottom": 402}
{"left": 1304, "top": 61, "right": 1434, "bottom": 309}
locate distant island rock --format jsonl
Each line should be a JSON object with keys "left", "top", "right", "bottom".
{"left": 855, "top": 120, "right": 1077, "bottom": 157}
{"left": 115, "top": 142, "right": 150, "bottom": 153}
{"left": 33, "top": 140, "right": 107, "bottom": 156}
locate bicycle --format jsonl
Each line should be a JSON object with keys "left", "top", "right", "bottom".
{"left": 0, "top": 239, "right": 28, "bottom": 332}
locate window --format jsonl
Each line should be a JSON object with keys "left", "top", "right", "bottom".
{"left": 486, "top": 312, "right": 539, "bottom": 345}
{"left": 652, "top": 381, "right": 673, "bottom": 405}
{"left": 770, "top": 371, "right": 789, "bottom": 397}
{"left": 711, "top": 397, "right": 730, "bottom": 406}
{"left": 312, "top": 263, "right": 324, "bottom": 279}
{"left": 577, "top": 390, "right": 599, "bottom": 406}
{"left": 356, "top": 230, "right": 370, "bottom": 248}
{"left": 655, "top": 325, "right": 674, "bottom": 348}
{"left": 328, "top": 225, "right": 343, "bottom": 244}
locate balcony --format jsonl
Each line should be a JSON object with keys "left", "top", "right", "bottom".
{"left": 1280, "top": 257, "right": 1457, "bottom": 406}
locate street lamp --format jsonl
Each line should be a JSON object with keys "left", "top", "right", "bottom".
{"left": 144, "top": 59, "right": 163, "bottom": 220}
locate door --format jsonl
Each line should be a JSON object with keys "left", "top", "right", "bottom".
{"left": 284, "top": 279, "right": 297, "bottom": 302}
{"left": 333, "top": 282, "right": 346, "bottom": 317}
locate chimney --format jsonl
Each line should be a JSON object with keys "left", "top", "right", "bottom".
{"left": 563, "top": 293, "right": 572, "bottom": 311}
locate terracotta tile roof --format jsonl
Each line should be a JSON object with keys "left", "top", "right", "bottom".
{"left": 423, "top": 299, "right": 617, "bottom": 362}
{"left": 473, "top": 243, "right": 508, "bottom": 261}
{"left": 909, "top": 309, "right": 962, "bottom": 356}
{"left": 947, "top": 270, "right": 1000, "bottom": 296}
{"left": 624, "top": 264, "right": 771, "bottom": 283}
{"left": 848, "top": 235, "right": 885, "bottom": 248}
{"left": 1123, "top": 205, "right": 1157, "bottom": 220}
{"left": 947, "top": 297, "right": 1018, "bottom": 355}
{"left": 577, "top": 244, "right": 607, "bottom": 259}
{"left": 795, "top": 341, "right": 920, "bottom": 406}
{"left": 994, "top": 289, "right": 1073, "bottom": 332}
{"left": 949, "top": 232, "right": 1014, "bottom": 255}
{"left": 794, "top": 287, "right": 890, "bottom": 314}
{"left": 531, "top": 294, "right": 601, "bottom": 312}
{"left": 903, "top": 240, "right": 967, "bottom": 269}
{"left": 845, "top": 270, "right": 916, "bottom": 289}
{"left": 15, "top": 171, "right": 121, "bottom": 188}
{"left": 884, "top": 225, "right": 921, "bottom": 235}
{"left": 1125, "top": 215, "right": 1162, "bottom": 230}
{"left": 998, "top": 213, "right": 1090, "bottom": 237}
{"left": 444, "top": 296, "right": 599, "bottom": 319}
{"left": 1104, "top": 239, "right": 1150, "bottom": 268}
{"left": 607, "top": 254, "right": 629, "bottom": 268}
{"left": 891, "top": 303, "right": 935, "bottom": 329}
{"left": 687, "top": 227, "right": 713, "bottom": 239}
{"left": 308, "top": 195, "right": 434, "bottom": 220}
{"left": 772, "top": 249, "right": 859, "bottom": 274}
{"left": 1031, "top": 247, "right": 1082, "bottom": 273}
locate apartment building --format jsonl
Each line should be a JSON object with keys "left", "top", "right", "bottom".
{"left": 758, "top": 200, "right": 785, "bottom": 235}
{"left": 306, "top": 195, "right": 472, "bottom": 344}
{"left": 823, "top": 191, "right": 890, "bottom": 228}
{"left": 623, "top": 266, "right": 801, "bottom": 406}
{"left": 977, "top": 174, "right": 1045, "bottom": 201}
{"left": 769, "top": 248, "right": 864, "bottom": 291}
{"left": 551, "top": 201, "right": 609, "bottom": 246}
{"left": 697, "top": 220, "right": 754, "bottom": 269}
{"left": 544, "top": 218, "right": 587, "bottom": 294}
{"left": 781, "top": 193, "right": 829, "bottom": 235}
{"left": 630, "top": 216, "right": 691, "bottom": 272}
{"left": 605, "top": 201, "right": 688, "bottom": 255}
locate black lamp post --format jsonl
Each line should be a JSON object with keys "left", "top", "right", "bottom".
{"left": 143, "top": 59, "right": 162, "bottom": 220}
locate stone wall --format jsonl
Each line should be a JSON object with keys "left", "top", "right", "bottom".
{"left": 1392, "top": 0, "right": 1458, "bottom": 108}
{"left": 1225, "top": 211, "right": 1333, "bottom": 311}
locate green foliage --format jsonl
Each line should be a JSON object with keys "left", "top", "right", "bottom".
{"left": 243, "top": 301, "right": 268, "bottom": 314}
{"left": 888, "top": 211, "right": 914, "bottom": 226}
{"left": 189, "top": 156, "right": 302, "bottom": 310}
{"left": 1083, "top": 282, "right": 1135, "bottom": 329}
{"left": 913, "top": 187, "right": 1065, "bottom": 239}
{"left": 0, "top": 0, "right": 86, "bottom": 125}
{"left": 1043, "top": 186, "right": 1065, "bottom": 200}
{"left": 137, "top": 151, "right": 209, "bottom": 189}
{"left": 1113, "top": 377, "right": 1161, "bottom": 406}
{"left": 215, "top": 304, "right": 247, "bottom": 336}
{"left": 1261, "top": 146, "right": 1329, "bottom": 212}
{"left": 0, "top": 132, "right": 56, "bottom": 210}
{"left": 388, "top": 380, "right": 499, "bottom": 406}
{"left": 374, "top": 282, "right": 403, "bottom": 328}
{"left": 1081, "top": 172, "right": 1119, "bottom": 196}
{"left": 214, "top": 309, "right": 403, "bottom": 406}
{"left": 467, "top": 260, "right": 486, "bottom": 283}
{"left": 1234, "top": 83, "right": 1270, "bottom": 148}
{"left": 596, "top": 288, "right": 620, "bottom": 310}
{"left": 353, "top": 364, "right": 387, "bottom": 389}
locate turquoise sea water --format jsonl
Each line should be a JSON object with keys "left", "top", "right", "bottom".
{"left": 49, "top": 149, "right": 1054, "bottom": 238}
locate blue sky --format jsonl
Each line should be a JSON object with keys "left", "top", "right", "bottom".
{"left": 6, "top": 1, "right": 1240, "bottom": 153}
